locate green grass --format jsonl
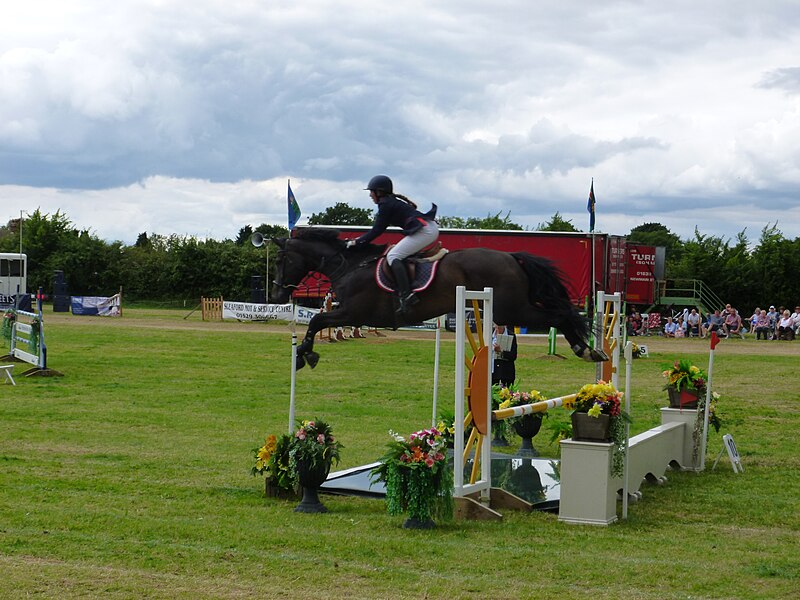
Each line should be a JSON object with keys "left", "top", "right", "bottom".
{"left": 1, "top": 310, "right": 799, "bottom": 598}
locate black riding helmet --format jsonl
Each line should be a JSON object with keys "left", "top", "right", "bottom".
{"left": 365, "top": 175, "right": 393, "bottom": 195}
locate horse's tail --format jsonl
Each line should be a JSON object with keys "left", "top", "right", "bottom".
{"left": 510, "top": 252, "right": 590, "bottom": 342}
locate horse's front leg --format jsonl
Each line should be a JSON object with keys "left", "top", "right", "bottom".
{"left": 296, "top": 314, "right": 326, "bottom": 370}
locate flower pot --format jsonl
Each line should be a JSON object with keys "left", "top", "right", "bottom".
{"left": 571, "top": 412, "right": 611, "bottom": 442}
{"left": 402, "top": 516, "right": 436, "bottom": 529}
{"left": 492, "top": 426, "right": 509, "bottom": 447}
{"left": 293, "top": 459, "right": 331, "bottom": 513}
{"left": 667, "top": 386, "right": 701, "bottom": 409}
{"left": 512, "top": 414, "right": 543, "bottom": 454}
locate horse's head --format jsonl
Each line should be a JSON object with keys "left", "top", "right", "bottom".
{"left": 270, "top": 229, "right": 347, "bottom": 303}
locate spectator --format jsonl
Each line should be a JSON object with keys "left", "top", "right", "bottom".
{"left": 674, "top": 314, "right": 686, "bottom": 338}
{"left": 754, "top": 309, "right": 771, "bottom": 340}
{"left": 664, "top": 316, "right": 678, "bottom": 337}
{"left": 686, "top": 308, "right": 701, "bottom": 337}
{"left": 766, "top": 305, "right": 779, "bottom": 339}
{"left": 629, "top": 309, "right": 643, "bottom": 336}
{"left": 491, "top": 324, "right": 517, "bottom": 386}
{"left": 777, "top": 310, "right": 795, "bottom": 341}
{"left": 701, "top": 309, "right": 724, "bottom": 338}
{"left": 791, "top": 305, "right": 800, "bottom": 335}
{"left": 723, "top": 308, "right": 743, "bottom": 338}
{"left": 746, "top": 307, "right": 760, "bottom": 335}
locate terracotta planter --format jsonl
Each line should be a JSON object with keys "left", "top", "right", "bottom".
{"left": 667, "top": 385, "right": 701, "bottom": 409}
{"left": 571, "top": 412, "right": 611, "bottom": 442}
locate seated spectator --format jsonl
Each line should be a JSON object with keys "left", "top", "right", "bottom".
{"left": 777, "top": 309, "right": 795, "bottom": 340}
{"left": 754, "top": 309, "right": 771, "bottom": 340}
{"left": 723, "top": 308, "right": 743, "bottom": 338}
{"left": 664, "top": 316, "right": 678, "bottom": 337}
{"left": 791, "top": 305, "right": 800, "bottom": 335}
{"left": 748, "top": 307, "right": 761, "bottom": 335}
{"left": 686, "top": 308, "right": 701, "bottom": 337}
{"left": 766, "top": 305, "right": 779, "bottom": 339}
{"left": 701, "top": 309, "right": 724, "bottom": 338}
{"left": 629, "top": 309, "right": 643, "bottom": 336}
{"left": 674, "top": 314, "right": 686, "bottom": 338}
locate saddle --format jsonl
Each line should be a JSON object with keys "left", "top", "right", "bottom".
{"left": 375, "top": 244, "right": 449, "bottom": 294}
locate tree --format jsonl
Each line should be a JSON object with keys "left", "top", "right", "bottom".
{"left": 536, "top": 212, "right": 579, "bottom": 232}
{"left": 438, "top": 211, "right": 523, "bottom": 230}
{"left": 308, "top": 203, "right": 373, "bottom": 226}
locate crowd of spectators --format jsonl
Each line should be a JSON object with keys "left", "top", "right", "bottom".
{"left": 625, "top": 302, "right": 800, "bottom": 341}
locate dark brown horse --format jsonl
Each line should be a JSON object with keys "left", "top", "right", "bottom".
{"left": 272, "top": 228, "right": 607, "bottom": 370}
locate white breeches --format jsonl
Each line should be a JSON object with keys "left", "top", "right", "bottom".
{"left": 387, "top": 221, "right": 440, "bottom": 265}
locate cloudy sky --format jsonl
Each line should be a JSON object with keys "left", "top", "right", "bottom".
{"left": 2, "top": 1, "right": 799, "bottom": 245}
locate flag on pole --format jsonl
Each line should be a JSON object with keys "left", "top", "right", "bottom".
{"left": 288, "top": 180, "right": 301, "bottom": 230}
{"left": 587, "top": 179, "right": 596, "bottom": 232}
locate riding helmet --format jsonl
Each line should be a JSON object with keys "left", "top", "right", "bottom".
{"left": 365, "top": 175, "right": 393, "bottom": 194}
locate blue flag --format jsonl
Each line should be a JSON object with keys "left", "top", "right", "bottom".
{"left": 587, "top": 179, "right": 596, "bottom": 232}
{"left": 288, "top": 181, "right": 301, "bottom": 230}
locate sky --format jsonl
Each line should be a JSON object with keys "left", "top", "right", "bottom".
{"left": 2, "top": 1, "right": 799, "bottom": 246}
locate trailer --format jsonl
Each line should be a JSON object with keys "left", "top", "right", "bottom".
{"left": 291, "top": 226, "right": 660, "bottom": 309}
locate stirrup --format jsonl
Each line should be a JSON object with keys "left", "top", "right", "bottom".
{"left": 396, "top": 293, "right": 419, "bottom": 315}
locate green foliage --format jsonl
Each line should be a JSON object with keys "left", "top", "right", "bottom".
{"left": 438, "top": 211, "right": 523, "bottom": 230}
{"left": 536, "top": 211, "right": 579, "bottom": 232}
{"left": 308, "top": 202, "right": 373, "bottom": 225}
{"left": 371, "top": 428, "right": 453, "bottom": 522}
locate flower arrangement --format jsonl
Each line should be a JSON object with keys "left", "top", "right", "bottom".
{"left": 371, "top": 427, "right": 454, "bottom": 525}
{"left": 493, "top": 382, "right": 547, "bottom": 426}
{"left": 251, "top": 418, "right": 342, "bottom": 496}
{"left": 564, "top": 380, "right": 630, "bottom": 478}
{"left": 631, "top": 342, "right": 643, "bottom": 359}
{"left": 289, "top": 419, "right": 342, "bottom": 473}
{"left": 252, "top": 432, "right": 295, "bottom": 494}
{"left": 662, "top": 359, "right": 707, "bottom": 393}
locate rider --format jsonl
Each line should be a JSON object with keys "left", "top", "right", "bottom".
{"left": 347, "top": 175, "right": 438, "bottom": 315}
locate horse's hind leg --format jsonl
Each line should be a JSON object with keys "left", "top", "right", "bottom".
{"left": 511, "top": 304, "right": 607, "bottom": 363}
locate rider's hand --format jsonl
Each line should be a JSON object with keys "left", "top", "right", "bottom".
{"left": 345, "top": 240, "right": 356, "bottom": 249}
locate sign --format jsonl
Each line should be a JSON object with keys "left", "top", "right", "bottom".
{"left": 222, "top": 301, "right": 320, "bottom": 324}
{"left": 71, "top": 294, "right": 121, "bottom": 316}
{"left": 713, "top": 433, "right": 743, "bottom": 473}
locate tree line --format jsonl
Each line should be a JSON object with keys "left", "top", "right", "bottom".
{"left": 1, "top": 206, "right": 798, "bottom": 311}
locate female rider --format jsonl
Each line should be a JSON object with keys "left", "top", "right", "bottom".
{"left": 347, "top": 175, "right": 438, "bottom": 315}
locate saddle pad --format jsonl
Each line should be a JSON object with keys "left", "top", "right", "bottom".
{"left": 375, "top": 258, "right": 439, "bottom": 294}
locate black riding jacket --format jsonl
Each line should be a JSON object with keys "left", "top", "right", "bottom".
{"left": 355, "top": 194, "right": 435, "bottom": 245}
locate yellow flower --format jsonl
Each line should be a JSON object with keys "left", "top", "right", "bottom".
{"left": 587, "top": 403, "right": 602, "bottom": 418}
{"left": 563, "top": 396, "right": 575, "bottom": 410}
{"left": 499, "top": 387, "right": 512, "bottom": 400}
{"left": 499, "top": 399, "right": 511, "bottom": 410}
{"left": 690, "top": 366, "right": 700, "bottom": 374}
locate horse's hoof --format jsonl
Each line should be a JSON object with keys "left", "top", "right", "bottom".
{"left": 306, "top": 352, "right": 320, "bottom": 369}
{"left": 589, "top": 348, "right": 609, "bottom": 362}
{"left": 296, "top": 355, "right": 306, "bottom": 370}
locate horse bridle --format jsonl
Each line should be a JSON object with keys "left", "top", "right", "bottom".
{"left": 274, "top": 245, "right": 350, "bottom": 291}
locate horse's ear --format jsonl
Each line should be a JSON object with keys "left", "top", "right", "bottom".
{"left": 273, "top": 237, "right": 287, "bottom": 249}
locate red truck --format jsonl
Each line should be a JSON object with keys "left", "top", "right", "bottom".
{"left": 292, "top": 226, "right": 659, "bottom": 309}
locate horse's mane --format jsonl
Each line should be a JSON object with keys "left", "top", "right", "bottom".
{"left": 294, "top": 227, "right": 343, "bottom": 244}
{"left": 294, "top": 227, "right": 386, "bottom": 257}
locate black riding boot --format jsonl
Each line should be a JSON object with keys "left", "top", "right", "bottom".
{"left": 390, "top": 260, "right": 418, "bottom": 315}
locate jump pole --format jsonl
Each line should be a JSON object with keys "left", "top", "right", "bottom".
{"left": 288, "top": 306, "right": 298, "bottom": 434}
{"left": 699, "top": 331, "right": 720, "bottom": 470}
{"left": 431, "top": 321, "right": 441, "bottom": 428}
{"left": 622, "top": 340, "right": 633, "bottom": 520}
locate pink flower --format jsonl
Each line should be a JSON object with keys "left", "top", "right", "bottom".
{"left": 317, "top": 433, "right": 325, "bottom": 444}
{"left": 307, "top": 421, "right": 315, "bottom": 428}
{"left": 425, "top": 457, "right": 435, "bottom": 467}
{"left": 296, "top": 430, "right": 306, "bottom": 440}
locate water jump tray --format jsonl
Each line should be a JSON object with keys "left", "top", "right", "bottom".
{"left": 322, "top": 452, "right": 561, "bottom": 512}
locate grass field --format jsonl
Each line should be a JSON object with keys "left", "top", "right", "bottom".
{"left": 1, "top": 309, "right": 799, "bottom": 599}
